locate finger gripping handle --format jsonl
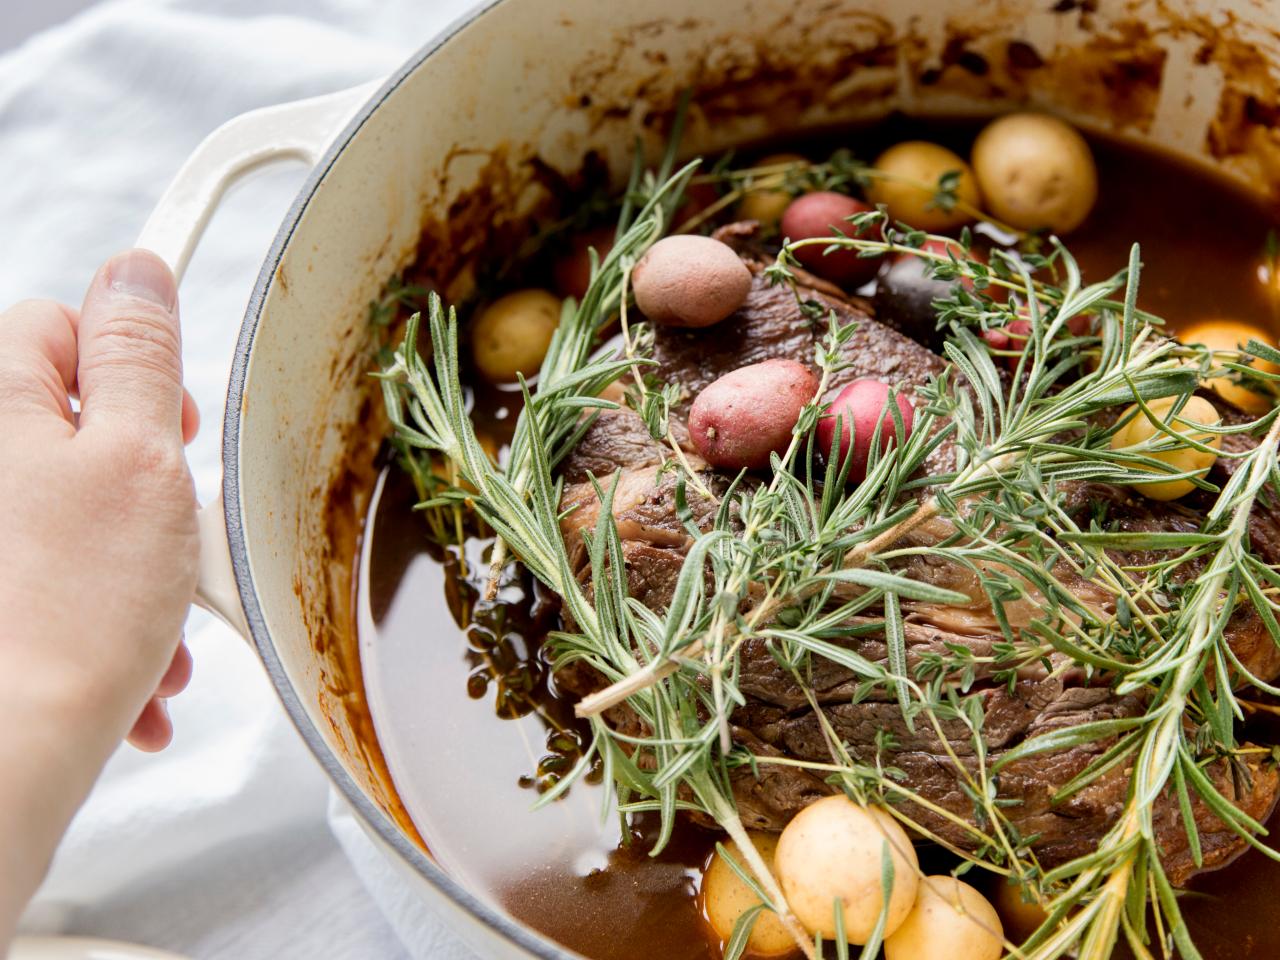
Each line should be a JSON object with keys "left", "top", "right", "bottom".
{"left": 138, "top": 81, "right": 379, "bottom": 637}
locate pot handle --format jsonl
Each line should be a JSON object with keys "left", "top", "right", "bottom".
{"left": 136, "top": 80, "right": 381, "bottom": 638}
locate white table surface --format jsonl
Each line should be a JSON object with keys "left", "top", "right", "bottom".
{"left": 0, "top": 1, "right": 482, "bottom": 957}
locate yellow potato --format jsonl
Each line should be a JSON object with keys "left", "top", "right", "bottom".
{"left": 971, "top": 113, "right": 1097, "bottom": 234}
{"left": 701, "top": 833, "right": 796, "bottom": 958}
{"left": 775, "top": 795, "right": 919, "bottom": 943}
{"left": 471, "top": 289, "right": 561, "bottom": 383}
{"left": 867, "top": 141, "right": 981, "bottom": 232}
{"left": 738, "top": 153, "right": 808, "bottom": 228}
{"left": 991, "top": 879, "right": 1049, "bottom": 943}
{"left": 1178, "top": 318, "right": 1278, "bottom": 414}
{"left": 884, "top": 876, "right": 1003, "bottom": 960}
{"left": 1110, "top": 395, "right": 1222, "bottom": 500}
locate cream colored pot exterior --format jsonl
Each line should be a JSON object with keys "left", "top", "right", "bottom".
{"left": 7, "top": 937, "right": 191, "bottom": 960}
{"left": 152, "top": 1, "right": 1280, "bottom": 957}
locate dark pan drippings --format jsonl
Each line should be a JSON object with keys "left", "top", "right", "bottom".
{"left": 362, "top": 466, "right": 718, "bottom": 960}
{"left": 365, "top": 459, "right": 1280, "bottom": 960}
{"left": 357, "top": 119, "right": 1280, "bottom": 960}
{"left": 747, "top": 114, "right": 1280, "bottom": 338}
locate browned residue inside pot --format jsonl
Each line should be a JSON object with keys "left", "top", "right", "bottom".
{"left": 1196, "top": 17, "right": 1280, "bottom": 197}
{"left": 301, "top": 146, "right": 586, "bottom": 847}
{"left": 303, "top": 0, "right": 1280, "bottom": 856}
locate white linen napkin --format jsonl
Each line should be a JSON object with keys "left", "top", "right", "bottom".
{"left": 1, "top": 1, "right": 482, "bottom": 957}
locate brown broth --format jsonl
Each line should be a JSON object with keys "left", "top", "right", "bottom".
{"left": 361, "top": 468, "right": 719, "bottom": 960}
{"left": 358, "top": 121, "right": 1280, "bottom": 960}
{"left": 747, "top": 114, "right": 1280, "bottom": 337}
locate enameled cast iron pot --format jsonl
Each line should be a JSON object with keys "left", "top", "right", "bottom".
{"left": 137, "top": 1, "right": 1280, "bottom": 956}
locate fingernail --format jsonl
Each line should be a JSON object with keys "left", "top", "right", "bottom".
{"left": 107, "top": 250, "right": 177, "bottom": 311}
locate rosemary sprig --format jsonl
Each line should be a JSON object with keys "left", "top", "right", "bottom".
{"left": 473, "top": 103, "right": 697, "bottom": 601}
{"left": 380, "top": 142, "right": 1280, "bottom": 960}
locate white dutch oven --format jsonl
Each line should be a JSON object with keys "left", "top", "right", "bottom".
{"left": 120, "top": 0, "right": 1280, "bottom": 957}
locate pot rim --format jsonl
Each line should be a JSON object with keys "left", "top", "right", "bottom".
{"left": 223, "top": 3, "right": 572, "bottom": 957}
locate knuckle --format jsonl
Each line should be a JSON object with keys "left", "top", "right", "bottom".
{"left": 0, "top": 358, "right": 31, "bottom": 398}
{"left": 133, "top": 433, "right": 192, "bottom": 483}
{"left": 100, "top": 427, "right": 193, "bottom": 491}
{"left": 3, "top": 300, "right": 78, "bottom": 350}
{"left": 86, "top": 306, "right": 182, "bottom": 379}
{"left": 0, "top": 357, "right": 62, "bottom": 413}
{"left": 6, "top": 297, "right": 59, "bottom": 318}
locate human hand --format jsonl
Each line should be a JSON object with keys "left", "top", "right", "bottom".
{"left": 0, "top": 249, "right": 200, "bottom": 942}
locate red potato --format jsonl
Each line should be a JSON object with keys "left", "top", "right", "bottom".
{"left": 689, "top": 359, "right": 818, "bottom": 470}
{"left": 632, "top": 235, "right": 753, "bottom": 328}
{"left": 817, "top": 380, "right": 915, "bottom": 482}
{"left": 552, "top": 226, "right": 616, "bottom": 301}
{"left": 916, "top": 238, "right": 977, "bottom": 291}
{"left": 983, "top": 312, "right": 1092, "bottom": 370}
{"left": 674, "top": 181, "right": 722, "bottom": 226}
{"left": 780, "top": 191, "right": 883, "bottom": 288}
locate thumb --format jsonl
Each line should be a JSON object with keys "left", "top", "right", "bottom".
{"left": 76, "top": 249, "right": 184, "bottom": 439}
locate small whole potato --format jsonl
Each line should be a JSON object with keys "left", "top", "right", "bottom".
{"left": 775, "top": 795, "right": 920, "bottom": 943}
{"left": 991, "top": 879, "right": 1050, "bottom": 943}
{"left": 632, "top": 235, "right": 752, "bottom": 328}
{"left": 552, "top": 226, "right": 615, "bottom": 301}
{"left": 738, "top": 152, "right": 809, "bottom": 228}
{"left": 884, "top": 876, "right": 1003, "bottom": 960}
{"left": 1178, "top": 318, "right": 1278, "bottom": 414}
{"left": 971, "top": 113, "right": 1098, "bottom": 234}
{"left": 1109, "top": 395, "right": 1222, "bottom": 500}
{"left": 817, "top": 380, "right": 915, "bottom": 483}
{"left": 873, "top": 239, "right": 976, "bottom": 349}
{"left": 701, "top": 833, "right": 796, "bottom": 957}
{"left": 982, "top": 311, "right": 1092, "bottom": 370}
{"left": 688, "top": 359, "right": 817, "bottom": 470}
{"left": 471, "top": 289, "right": 562, "bottom": 383}
{"left": 780, "top": 191, "right": 883, "bottom": 287}
{"left": 867, "top": 141, "right": 981, "bottom": 232}
{"left": 675, "top": 181, "right": 723, "bottom": 226}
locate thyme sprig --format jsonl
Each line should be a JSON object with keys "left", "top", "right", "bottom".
{"left": 379, "top": 142, "right": 1280, "bottom": 959}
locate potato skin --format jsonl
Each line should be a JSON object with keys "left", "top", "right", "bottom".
{"left": 552, "top": 226, "right": 615, "bottom": 301}
{"left": 867, "top": 141, "right": 981, "bottom": 232}
{"left": 1178, "top": 318, "right": 1278, "bottom": 414}
{"left": 471, "top": 289, "right": 562, "bottom": 383}
{"left": 775, "top": 795, "right": 920, "bottom": 943}
{"left": 739, "top": 152, "right": 809, "bottom": 228}
{"left": 632, "top": 235, "right": 752, "bottom": 328}
{"left": 1109, "top": 395, "right": 1222, "bottom": 501}
{"left": 816, "top": 380, "right": 915, "bottom": 483}
{"left": 701, "top": 833, "right": 797, "bottom": 957}
{"left": 971, "top": 113, "right": 1097, "bottom": 234}
{"left": 689, "top": 359, "right": 817, "bottom": 470}
{"left": 675, "top": 181, "right": 723, "bottom": 226}
{"left": 780, "top": 191, "right": 881, "bottom": 287}
{"left": 991, "top": 879, "right": 1049, "bottom": 943}
{"left": 982, "top": 312, "right": 1092, "bottom": 370}
{"left": 884, "top": 876, "right": 1003, "bottom": 960}
{"left": 873, "top": 239, "right": 974, "bottom": 350}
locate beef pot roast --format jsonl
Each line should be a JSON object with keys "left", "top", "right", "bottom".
{"left": 553, "top": 226, "right": 1280, "bottom": 885}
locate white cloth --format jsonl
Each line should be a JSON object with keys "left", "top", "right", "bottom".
{"left": 0, "top": 2, "right": 482, "bottom": 958}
